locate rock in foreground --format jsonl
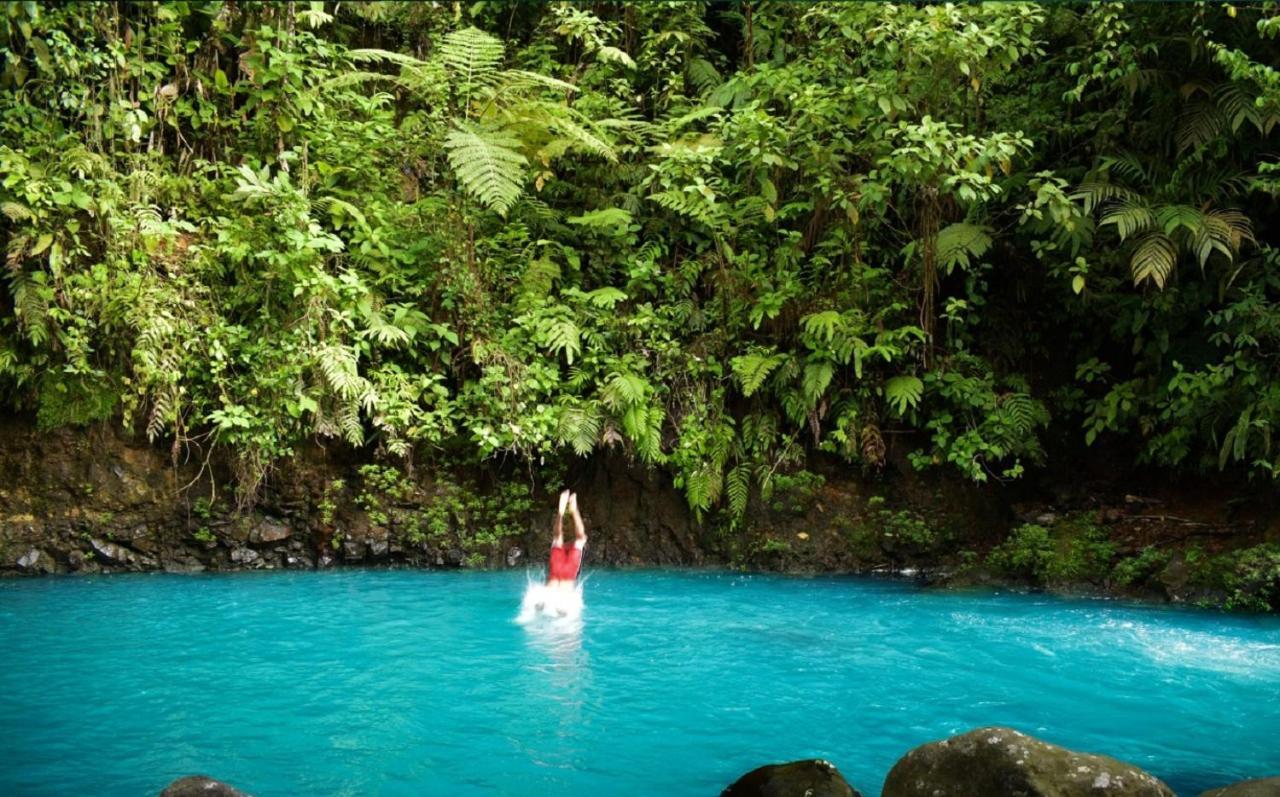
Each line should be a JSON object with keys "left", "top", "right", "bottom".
{"left": 722, "top": 759, "right": 860, "bottom": 797}
{"left": 1200, "top": 777, "right": 1280, "bottom": 797}
{"left": 882, "top": 726, "right": 1173, "bottom": 797}
{"left": 160, "top": 775, "right": 251, "bottom": 796}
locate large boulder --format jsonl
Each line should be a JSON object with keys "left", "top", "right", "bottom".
{"left": 722, "top": 759, "right": 860, "bottom": 797}
{"left": 882, "top": 727, "right": 1173, "bottom": 797}
{"left": 1200, "top": 777, "right": 1280, "bottom": 797}
{"left": 159, "top": 775, "right": 251, "bottom": 796}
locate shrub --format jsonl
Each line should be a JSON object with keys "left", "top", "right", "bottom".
{"left": 988, "top": 518, "right": 1116, "bottom": 585}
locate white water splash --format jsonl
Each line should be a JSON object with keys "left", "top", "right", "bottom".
{"left": 1104, "top": 618, "right": 1280, "bottom": 677}
{"left": 517, "top": 575, "right": 584, "bottom": 625}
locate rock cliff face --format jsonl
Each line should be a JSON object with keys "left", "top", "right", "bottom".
{"left": 0, "top": 419, "right": 714, "bottom": 576}
{"left": 1, "top": 416, "right": 1275, "bottom": 614}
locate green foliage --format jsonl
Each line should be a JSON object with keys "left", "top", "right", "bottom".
{"left": 1221, "top": 544, "right": 1280, "bottom": 612}
{"left": 765, "top": 470, "right": 825, "bottom": 515}
{"left": 444, "top": 124, "right": 528, "bottom": 216}
{"left": 1111, "top": 546, "right": 1171, "bottom": 588}
{"left": 2, "top": 1, "right": 1279, "bottom": 522}
{"left": 319, "top": 479, "right": 344, "bottom": 527}
{"left": 988, "top": 519, "right": 1117, "bottom": 585}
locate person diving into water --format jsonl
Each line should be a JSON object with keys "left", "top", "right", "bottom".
{"left": 547, "top": 489, "right": 586, "bottom": 588}
{"left": 521, "top": 489, "right": 587, "bottom": 620}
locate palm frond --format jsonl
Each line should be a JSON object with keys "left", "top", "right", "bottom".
{"left": 1130, "top": 232, "right": 1177, "bottom": 288}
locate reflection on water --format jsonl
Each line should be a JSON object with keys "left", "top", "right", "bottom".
{"left": 518, "top": 575, "right": 592, "bottom": 755}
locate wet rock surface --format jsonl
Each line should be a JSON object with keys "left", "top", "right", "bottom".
{"left": 882, "top": 726, "right": 1175, "bottom": 797}
{"left": 722, "top": 759, "right": 860, "bottom": 797}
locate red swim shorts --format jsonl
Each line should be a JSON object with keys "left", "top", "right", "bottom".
{"left": 548, "top": 544, "right": 582, "bottom": 581}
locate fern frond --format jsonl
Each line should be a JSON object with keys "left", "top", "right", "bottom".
{"left": 348, "top": 48, "right": 430, "bottom": 68}
{"left": 622, "top": 404, "right": 665, "bottom": 462}
{"left": 602, "top": 371, "right": 650, "bottom": 410}
{"left": 727, "top": 463, "right": 751, "bottom": 517}
{"left": 519, "top": 256, "right": 561, "bottom": 303}
{"left": 444, "top": 122, "right": 527, "bottom": 216}
{"left": 558, "top": 401, "right": 603, "bottom": 456}
{"left": 802, "top": 362, "right": 834, "bottom": 406}
{"left": 687, "top": 57, "right": 722, "bottom": 95}
{"left": 801, "top": 310, "right": 842, "bottom": 343}
{"left": 338, "top": 400, "right": 364, "bottom": 446}
{"left": 730, "top": 352, "right": 785, "bottom": 397}
{"left": 499, "top": 69, "right": 578, "bottom": 94}
{"left": 649, "top": 187, "right": 724, "bottom": 228}
{"left": 596, "top": 46, "right": 635, "bottom": 69}
{"left": 543, "top": 317, "right": 581, "bottom": 364}
{"left": 567, "top": 208, "right": 632, "bottom": 233}
{"left": 440, "top": 26, "right": 505, "bottom": 101}
{"left": 549, "top": 114, "right": 618, "bottom": 162}
{"left": 317, "top": 344, "right": 364, "bottom": 399}
{"left": 582, "top": 286, "right": 628, "bottom": 308}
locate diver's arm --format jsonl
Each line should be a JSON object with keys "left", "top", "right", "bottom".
{"left": 552, "top": 489, "right": 570, "bottom": 546}
{"left": 568, "top": 493, "right": 586, "bottom": 548}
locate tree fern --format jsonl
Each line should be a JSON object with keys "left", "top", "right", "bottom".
{"left": 444, "top": 122, "right": 528, "bottom": 216}
{"left": 439, "top": 26, "right": 506, "bottom": 107}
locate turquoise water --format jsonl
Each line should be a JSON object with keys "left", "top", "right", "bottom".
{"left": 1, "top": 570, "right": 1278, "bottom": 796}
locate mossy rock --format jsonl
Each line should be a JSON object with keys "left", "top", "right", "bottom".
{"left": 160, "top": 775, "right": 251, "bottom": 796}
{"left": 1199, "top": 777, "right": 1280, "bottom": 797}
{"left": 722, "top": 759, "right": 860, "bottom": 797}
{"left": 882, "top": 726, "right": 1173, "bottom": 797}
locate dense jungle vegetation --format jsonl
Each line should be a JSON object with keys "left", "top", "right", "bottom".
{"left": 2, "top": 1, "right": 1279, "bottom": 523}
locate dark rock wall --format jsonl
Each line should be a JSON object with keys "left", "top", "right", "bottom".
{"left": 1, "top": 416, "right": 1275, "bottom": 610}
{"left": 0, "top": 419, "right": 714, "bottom": 576}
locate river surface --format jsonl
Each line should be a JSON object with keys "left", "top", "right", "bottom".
{"left": 1, "top": 570, "right": 1278, "bottom": 796}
